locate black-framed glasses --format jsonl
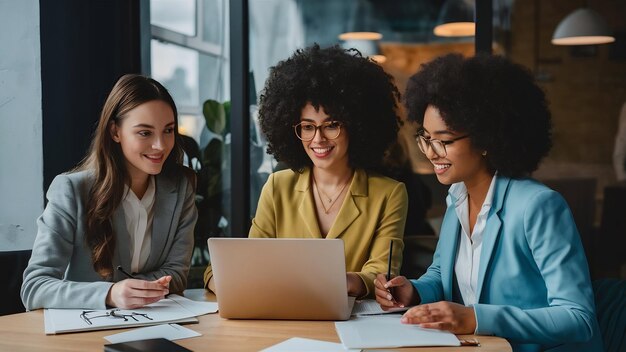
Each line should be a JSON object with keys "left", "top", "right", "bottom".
{"left": 416, "top": 133, "right": 470, "bottom": 158}
{"left": 79, "top": 309, "right": 153, "bottom": 325}
{"left": 293, "top": 121, "right": 342, "bottom": 141}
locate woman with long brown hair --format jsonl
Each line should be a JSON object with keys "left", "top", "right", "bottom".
{"left": 21, "top": 74, "right": 197, "bottom": 310}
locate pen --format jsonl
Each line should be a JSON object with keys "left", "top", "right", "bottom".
{"left": 459, "top": 338, "right": 481, "bottom": 346}
{"left": 386, "top": 240, "right": 393, "bottom": 281}
{"left": 116, "top": 265, "right": 135, "bottom": 279}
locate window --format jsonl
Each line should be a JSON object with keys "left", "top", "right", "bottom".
{"left": 150, "top": 0, "right": 230, "bottom": 271}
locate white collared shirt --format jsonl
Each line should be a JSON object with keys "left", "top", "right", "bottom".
{"left": 121, "top": 176, "right": 156, "bottom": 274}
{"left": 450, "top": 173, "right": 497, "bottom": 306}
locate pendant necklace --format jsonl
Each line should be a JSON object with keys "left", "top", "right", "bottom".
{"left": 312, "top": 174, "right": 351, "bottom": 214}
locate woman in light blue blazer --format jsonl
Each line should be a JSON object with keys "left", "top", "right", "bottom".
{"left": 21, "top": 75, "right": 197, "bottom": 310}
{"left": 375, "top": 54, "right": 603, "bottom": 351}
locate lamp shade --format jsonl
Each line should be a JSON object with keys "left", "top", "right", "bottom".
{"left": 552, "top": 8, "right": 615, "bottom": 45}
{"left": 433, "top": 0, "right": 475, "bottom": 37}
{"left": 338, "top": 32, "right": 382, "bottom": 41}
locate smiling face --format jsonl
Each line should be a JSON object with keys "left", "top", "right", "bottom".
{"left": 110, "top": 100, "right": 176, "bottom": 185}
{"left": 422, "top": 105, "right": 490, "bottom": 186}
{"left": 300, "top": 103, "right": 350, "bottom": 173}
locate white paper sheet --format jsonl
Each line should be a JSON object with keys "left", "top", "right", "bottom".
{"left": 335, "top": 315, "right": 460, "bottom": 349}
{"left": 44, "top": 294, "right": 214, "bottom": 334}
{"left": 260, "top": 337, "right": 361, "bottom": 352}
{"left": 351, "top": 299, "right": 409, "bottom": 316}
{"left": 103, "top": 323, "right": 201, "bottom": 344}
{"left": 169, "top": 295, "right": 218, "bottom": 315}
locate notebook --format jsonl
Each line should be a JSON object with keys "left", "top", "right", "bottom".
{"left": 208, "top": 238, "right": 353, "bottom": 320}
{"left": 103, "top": 338, "right": 192, "bottom": 352}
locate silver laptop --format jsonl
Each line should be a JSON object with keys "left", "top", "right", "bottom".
{"left": 208, "top": 238, "right": 353, "bottom": 320}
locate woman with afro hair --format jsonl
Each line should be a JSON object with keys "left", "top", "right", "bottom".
{"left": 204, "top": 44, "right": 408, "bottom": 299}
{"left": 374, "top": 54, "right": 603, "bottom": 351}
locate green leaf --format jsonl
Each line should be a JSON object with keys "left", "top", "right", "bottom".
{"left": 202, "top": 99, "right": 226, "bottom": 135}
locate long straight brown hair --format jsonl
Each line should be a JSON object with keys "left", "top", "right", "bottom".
{"left": 76, "top": 74, "right": 189, "bottom": 279}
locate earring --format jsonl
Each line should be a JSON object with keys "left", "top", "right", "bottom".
{"left": 482, "top": 151, "right": 487, "bottom": 156}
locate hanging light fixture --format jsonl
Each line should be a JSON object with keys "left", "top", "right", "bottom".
{"left": 433, "top": 0, "right": 475, "bottom": 37}
{"left": 338, "top": 32, "right": 386, "bottom": 64}
{"left": 337, "top": 1, "right": 385, "bottom": 63}
{"left": 552, "top": 7, "right": 614, "bottom": 45}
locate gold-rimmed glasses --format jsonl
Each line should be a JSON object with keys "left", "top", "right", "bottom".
{"left": 293, "top": 121, "right": 342, "bottom": 141}
{"left": 416, "top": 133, "right": 470, "bottom": 158}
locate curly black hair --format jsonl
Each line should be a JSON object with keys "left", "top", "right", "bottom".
{"left": 258, "top": 44, "right": 401, "bottom": 172}
{"left": 405, "top": 53, "right": 552, "bottom": 178}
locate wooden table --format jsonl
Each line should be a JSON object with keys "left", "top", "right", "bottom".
{"left": 0, "top": 290, "right": 511, "bottom": 351}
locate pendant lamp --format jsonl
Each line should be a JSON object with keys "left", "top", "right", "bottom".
{"left": 338, "top": 32, "right": 386, "bottom": 64}
{"left": 433, "top": 0, "right": 475, "bottom": 37}
{"left": 552, "top": 7, "right": 614, "bottom": 45}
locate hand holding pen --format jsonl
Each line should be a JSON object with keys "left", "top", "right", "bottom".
{"left": 117, "top": 265, "right": 171, "bottom": 289}
{"left": 374, "top": 274, "right": 418, "bottom": 310}
{"left": 105, "top": 266, "right": 172, "bottom": 309}
{"left": 374, "top": 240, "right": 419, "bottom": 310}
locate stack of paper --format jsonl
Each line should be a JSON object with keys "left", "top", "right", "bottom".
{"left": 335, "top": 315, "right": 460, "bottom": 349}
{"left": 44, "top": 294, "right": 218, "bottom": 334}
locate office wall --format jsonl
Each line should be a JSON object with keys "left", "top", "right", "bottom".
{"left": 0, "top": 0, "right": 43, "bottom": 250}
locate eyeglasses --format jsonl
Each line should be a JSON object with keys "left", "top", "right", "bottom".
{"left": 293, "top": 121, "right": 342, "bottom": 141}
{"left": 79, "top": 309, "right": 153, "bottom": 325}
{"left": 416, "top": 133, "right": 470, "bottom": 158}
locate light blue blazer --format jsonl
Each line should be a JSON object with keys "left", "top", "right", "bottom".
{"left": 21, "top": 170, "right": 197, "bottom": 310}
{"left": 412, "top": 176, "right": 604, "bottom": 352}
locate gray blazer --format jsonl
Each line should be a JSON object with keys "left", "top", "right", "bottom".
{"left": 21, "top": 170, "right": 197, "bottom": 310}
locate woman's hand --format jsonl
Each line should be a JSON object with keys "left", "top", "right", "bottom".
{"left": 401, "top": 301, "right": 477, "bottom": 334}
{"left": 106, "top": 276, "right": 171, "bottom": 309}
{"left": 374, "top": 274, "right": 418, "bottom": 310}
{"left": 207, "top": 276, "right": 216, "bottom": 293}
{"left": 346, "top": 272, "right": 366, "bottom": 297}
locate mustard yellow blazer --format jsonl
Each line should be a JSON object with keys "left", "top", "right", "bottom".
{"left": 204, "top": 167, "right": 408, "bottom": 298}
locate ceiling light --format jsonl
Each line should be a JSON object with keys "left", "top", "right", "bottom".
{"left": 433, "top": 0, "right": 475, "bottom": 37}
{"left": 552, "top": 8, "right": 615, "bottom": 45}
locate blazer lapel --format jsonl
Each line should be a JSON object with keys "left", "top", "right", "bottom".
{"left": 296, "top": 169, "right": 322, "bottom": 238}
{"left": 476, "top": 176, "right": 510, "bottom": 302}
{"left": 439, "top": 203, "right": 461, "bottom": 302}
{"left": 112, "top": 206, "right": 131, "bottom": 279}
{"left": 326, "top": 169, "right": 364, "bottom": 239}
{"left": 146, "top": 174, "right": 178, "bottom": 268}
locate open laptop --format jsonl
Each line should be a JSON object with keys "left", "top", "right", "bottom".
{"left": 208, "top": 238, "right": 353, "bottom": 320}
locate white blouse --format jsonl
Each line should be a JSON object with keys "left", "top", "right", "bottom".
{"left": 121, "top": 176, "right": 156, "bottom": 274}
{"left": 450, "top": 173, "right": 497, "bottom": 306}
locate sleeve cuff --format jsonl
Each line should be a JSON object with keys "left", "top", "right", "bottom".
{"left": 410, "top": 279, "right": 437, "bottom": 304}
{"left": 471, "top": 303, "right": 480, "bottom": 334}
{"left": 203, "top": 265, "right": 213, "bottom": 291}
{"left": 472, "top": 303, "right": 495, "bottom": 336}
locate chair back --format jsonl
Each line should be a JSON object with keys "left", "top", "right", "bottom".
{"left": 0, "top": 250, "right": 31, "bottom": 315}
{"left": 542, "top": 178, "right": 596, "bottom": 244}
{"left": 593, "top": 278, "right": 626, "bottom": 352}
{"left": 599, "top": 185, "right": 626, "bottom": 273}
